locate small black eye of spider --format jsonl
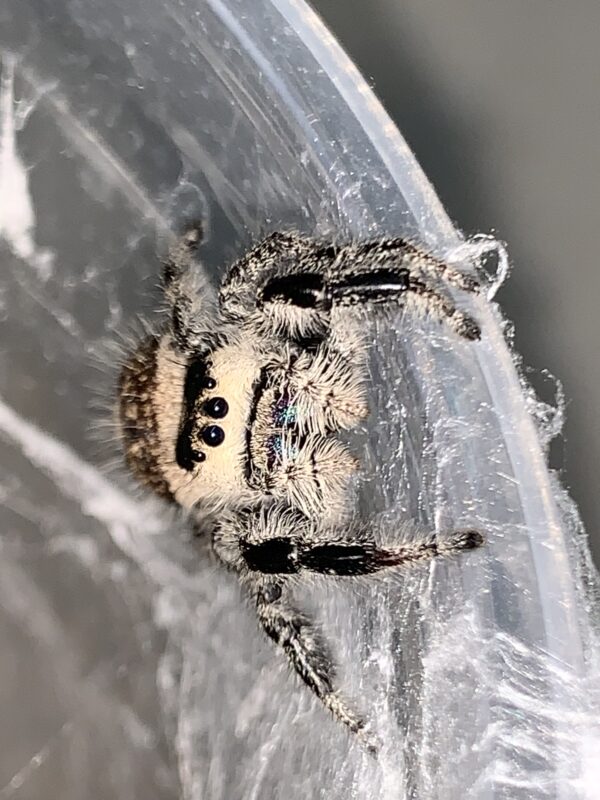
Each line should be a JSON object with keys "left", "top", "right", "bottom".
{"left": 204, "top": 396, "right": 228, "bottom": 419}
{"left": 202, "top": 424, "right": 225, "bottom": 447}
{"left": 184, "top": 359, "right": 215, "bottom": 405}
{"left": 175, "top": 429, "right": 206, "bottom": 471}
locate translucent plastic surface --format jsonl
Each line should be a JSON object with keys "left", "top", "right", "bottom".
{"left": 0, "top": 1, "right": 599, "bottom": 798}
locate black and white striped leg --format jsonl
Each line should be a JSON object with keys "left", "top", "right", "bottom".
{"left": 250, "top": 579, "right": 378, "bottom": 752}
{"left": 258, "top": 250, "right": 482, "bottom": 341}
{"left": 331, "top": 238, "right": 481, "bottom": 294}
{"left": 330, "top": 269, "right": 481, "bottom": 340}
{"left": 214, "top": 507, "right": 484, "bottom": 581}
{"left": 240, "top": 528, "right": 484, "bottom": 577}
{"left": 219, "top": 231, "right": 325, "bottom": 319}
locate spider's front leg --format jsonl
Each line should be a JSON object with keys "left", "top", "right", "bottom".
{"left": 219, "top": 231, "right": 336, "bottom": 340}
{"left": 223, "top": 505, "right": 484, "bottom": 579}
{"left": 213, "top": 506, "right": 378, "bottom": 752}
{"left": 213, "top": 504, "right": 483, "bottom": 750}
{"left": 256, "top": 236, "right": 482, "bottom": 341}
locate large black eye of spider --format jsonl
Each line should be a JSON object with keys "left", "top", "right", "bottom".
{"left": 202, "top": 425, "right": 225, "bottom": 447}
{"left": 204, "top": 396, "right": 228, "bottom": 419}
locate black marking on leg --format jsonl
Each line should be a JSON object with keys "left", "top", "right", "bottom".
{"left": 300, "top": 543, "right": 375, "bottom": 575}
{"left": 298, "top": 542, "right": 406, "bottom": 575}
{"left": 349, "top": 237, "right": 481, "bottom": 293}
{"left": 260, "top": 272, "right": 329, "bottom": 309}
{"left": 328, "top": 258, "right": 481, "bottom": 339}
{"left": 241, "top": 538, "right": 299, "bottom": 574}
{"left": 296, "top": 533, "right": 485, "bottom": 576}
{"left": 319, "top": 530, "right": 482, "bottom": 574}
{"left": 332, "top": 267, "right": 410, "bottom": 297}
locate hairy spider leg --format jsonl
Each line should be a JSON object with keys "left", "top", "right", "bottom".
{"left": 260, "top": 266, "right": 481, "bottom": 341}
{"left": 332, "top": 238, "right": 481, "bottom": 294}
{"left": 252, "top": 581, "right": 379, "bottom": 753}
{"left": 222, "top": 232, "right": 479, "bottom": 299}
{"left": 214, "top": 506, "right": 483, "bottom": 750}
{"left": 240, "top": 528, "right": 484, "bottom": 577}
{"left": 219, "top": 231, "right": 481, "bottom": 340}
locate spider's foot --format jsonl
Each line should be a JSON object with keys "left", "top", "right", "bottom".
{"left": 445, "top": 529, "right": 485, "bottom": 553}
{"left": 182, "top": 221, "right": 204, "bottom": 250}
{"left": 324, "top": 692, "right": 379, "bottom": 756}
{"left": 360, "top": 728, "right": 382, "bottom": 758}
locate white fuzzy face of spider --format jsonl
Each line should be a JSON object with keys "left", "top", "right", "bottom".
{"left": 118, "top": 326, "right": 366, "bottom": 523}
{"left": 119, "top": 332, "right": 261, "bottom": 508}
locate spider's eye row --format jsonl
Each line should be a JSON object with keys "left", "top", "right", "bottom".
{"left": 184, "top": 360, "right": 215, "bottom": 405}
{"left": 204, "top": 396, "right": 229, "bottom": 419}
{"left": 202, "top": 425, "right": 225, "bottom": 447}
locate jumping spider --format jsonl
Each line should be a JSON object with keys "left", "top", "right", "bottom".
{"left": 117, "top": 227, "right": 484, "bottom": 751}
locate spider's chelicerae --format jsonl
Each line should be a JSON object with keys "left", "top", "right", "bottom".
{"left": 117, "top": 227, "right": 484, "bottom": 752}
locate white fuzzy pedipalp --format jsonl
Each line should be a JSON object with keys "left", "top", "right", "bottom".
{"left": 270, "top": 434, "right": 359, "bottom": 525}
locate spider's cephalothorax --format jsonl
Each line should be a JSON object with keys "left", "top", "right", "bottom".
{"left": 117, "top": 227, "right": 484, "bottom": 752}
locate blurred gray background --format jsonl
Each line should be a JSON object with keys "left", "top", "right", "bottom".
{"left": 312, "top": 0, "right": 600, "bottom": 565}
